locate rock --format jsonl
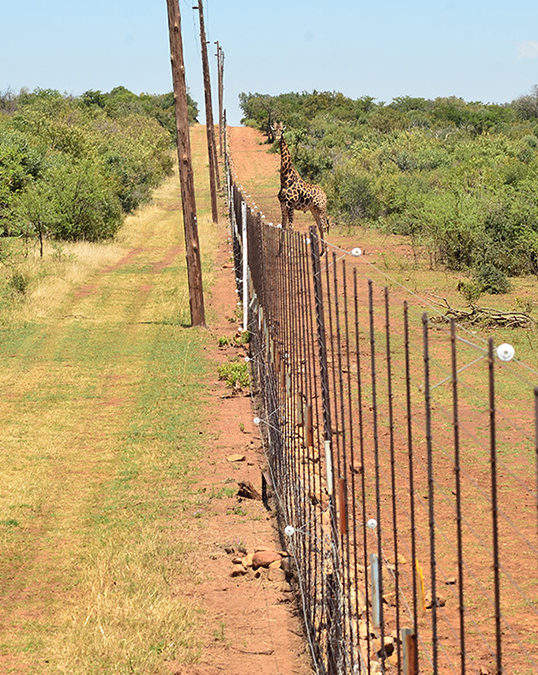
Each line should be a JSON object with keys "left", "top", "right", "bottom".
{"left": 445, "top": 577, "right": 457, "bottom": 585}
{"left": 237, "top": 481, "right": 261, "bottom": 500}
{"left": 241, "top": 552, "right": 254, "bottom": 568}
{"left": 226, "top": 454, "right": 246, "bottom": 463}
{"left": 268, "top": 566, "right": 287, "bottom": 583}
{"left": 252, "top": 550, "right": 282, "bottom": 569}
{"left": 352, "top": 462, "right": 363, "bottom": 474}
{"left": 268, "top": 559, "right": 282, "bottom": 569}
{"left": 280, "top": 557, "right": 293, "bottom": 575}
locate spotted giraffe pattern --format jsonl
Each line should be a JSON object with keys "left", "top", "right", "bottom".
{"left": 276, "top": 129, "right": 329, "bottom": 250}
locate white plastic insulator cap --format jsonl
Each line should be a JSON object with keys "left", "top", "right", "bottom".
{"left": 305, "top": 237, "right": 311, "bottom": 245}
{"left": 284, "top": 525, "right": 295, "bottom": 537}
{"left": 367, "top": 518, "right": 377, "bottom": 530}
{"left": 351, "top": 247, "right": 363, "bottom": 257}
{"left": 496, "top": 343, "right": 515, "bottom": 362}
{"left": 244, "top": 356, "right": 250, "bottom": 362}
{"left": 253, "top": 417, "right": 261, "bottom": 425}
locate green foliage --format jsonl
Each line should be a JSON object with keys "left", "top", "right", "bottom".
{"left": 0, "top": 86, "right": 196, "bottom": 247}
{"left": 239, "top": 89, "right": 538, "bottom": 285}
{"left": 512, "top": 85, "right": 538, "bottom": 120}
{"left": 217, "top": 360, "right": 250, "bottom": 390}
{"left": 8, "top": 272, "right": 29, "bottom": 295}
{"left": 458, "top": 279, "right": 483, "bottom": 304}
{"left": 474, "top": 264, "right": 511, "bottom": 294}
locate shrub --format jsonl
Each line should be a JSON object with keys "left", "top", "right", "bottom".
{"left": 474, "top": 264, "right": 511, "bottom": 294}
{"left": 8, "top": 272, "right": 29, "bottom": 295}
{"left": 217, "top": 360, "right": 250, "bottom": 390}
{"left": 326, "top": 163, "right": 379, "bottom": 222}
{"left": 458, "top": 279, "right": 483, "bottom": 304}
{"left": 42, "top": 159, "right": 122, "bottom": 241}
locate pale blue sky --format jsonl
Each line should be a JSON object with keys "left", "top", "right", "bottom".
{"left": 1, "top": 1, "right": 537, "bottom": 124}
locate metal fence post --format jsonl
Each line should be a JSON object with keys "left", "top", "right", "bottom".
{"left": 242, "top": 200, "right": 248, "bottom": 332}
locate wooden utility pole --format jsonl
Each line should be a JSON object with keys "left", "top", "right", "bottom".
{"left": 194, "top": 0, "right": 219, "bottom": 223}
{"left": 215, "top": 41, "right": 224, "bottom": 156}
{"left": 166, "top": 0, "right": 205, "bottom": 326}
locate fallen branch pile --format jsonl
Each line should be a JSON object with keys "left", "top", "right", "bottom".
{"left": 429, "top": 298, "right": 535, "bottom": 329}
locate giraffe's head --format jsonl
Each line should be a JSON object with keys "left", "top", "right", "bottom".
{"left": 270, "top": 121, "right": 286, "bottom": 141}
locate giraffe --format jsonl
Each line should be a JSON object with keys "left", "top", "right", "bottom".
{"left": 273, "top": 124, "right": 329, "bottom": 253}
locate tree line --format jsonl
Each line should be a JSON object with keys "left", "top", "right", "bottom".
{"left": 240, "top": 88, "right": 538, "bottom": 294}
{"left": 0, "top": 86, "right": 198, "bottom": 254}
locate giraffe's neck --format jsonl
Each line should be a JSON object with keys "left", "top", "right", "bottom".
{"left": 280, "top": 136, "right": 298, "bottom": 184}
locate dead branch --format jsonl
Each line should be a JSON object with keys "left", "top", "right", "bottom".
{"left": 428, "top": 297, "right": 535, "bottom": 329}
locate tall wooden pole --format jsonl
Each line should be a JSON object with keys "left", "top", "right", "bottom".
{"left": 220, "top": 50, "right": 224, "bottom": 154}
{"left": 166, "top": 0, "right": 205, "bottom": 326}
{"left": 194, "top": 0, "right": 220, "bottom": 223}
{"left": 215, "top": 42, "right": 224, "bottom": 157}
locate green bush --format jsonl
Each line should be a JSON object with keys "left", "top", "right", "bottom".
{"left": 8, "top": 272, "right": 29, "bottom": 295}
{"left": 0, "top": 86, "right": 184, "bottom": 246}
{"left": 239, "top": 89, "right": 538, "bottom": 282}
{"left": 474, "top": 264, "right": 511, "bottom": 294}
{"left": 325, "top": 163, "right": 379, "bottom": 222}
{"left": 217, "top": 360, "right": 250, "bottom": 390}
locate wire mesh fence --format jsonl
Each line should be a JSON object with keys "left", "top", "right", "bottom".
{"left": 224, "top": 131, "right": 538, "bottom": 675}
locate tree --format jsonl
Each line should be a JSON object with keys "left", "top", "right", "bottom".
{"left": 12, "top": 179, "right": 58, "bottom": 257}
{"left": 512, "top": 85, "right": 538, "bottom": 119}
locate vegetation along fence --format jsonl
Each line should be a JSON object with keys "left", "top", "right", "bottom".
{"left": 223, "top": 129, "right": 537, "bottom": 675}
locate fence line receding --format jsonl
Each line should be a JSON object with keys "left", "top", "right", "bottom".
{"left": 224, "top": 127, "right": 538, "bottom": 675}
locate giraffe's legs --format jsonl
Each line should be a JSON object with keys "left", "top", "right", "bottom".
{"left": 280, "top": 199, "right": 288, "bottom": 229}
{"left": 311, "top": 207, "right": 328, "bottom": 256}
{"left": 287, "top": 206, "right": 294, "bottom": 228}
{"left": 278, "top": 201, "right": 295, "bottom": 256}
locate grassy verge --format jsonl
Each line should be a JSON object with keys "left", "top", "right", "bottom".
{"left": 0, "top": 127, "right": 221, "bottom": 673}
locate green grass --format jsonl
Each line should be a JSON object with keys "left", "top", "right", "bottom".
{"left": 0, "top": 128, "right": 222, "bottom": 673}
